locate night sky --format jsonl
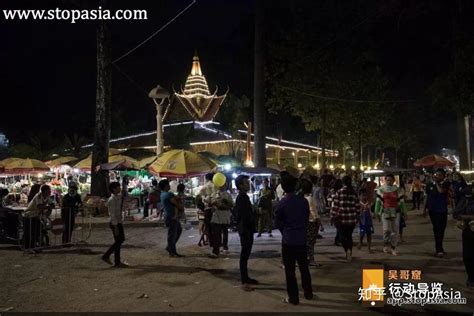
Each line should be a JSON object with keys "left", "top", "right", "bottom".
{"left": 0, "top": 0, "right": 470, "bottom": 152}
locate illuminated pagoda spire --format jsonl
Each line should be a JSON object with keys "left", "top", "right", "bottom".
{"left": 164, "top": 51, "right": 228, "bottom": 122}
{"left": 183, "top": 53, "right": 211, "bottom": 97}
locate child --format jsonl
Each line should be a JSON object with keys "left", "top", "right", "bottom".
{"left": 196, "top": 194, "right": 209, "bottom": 247}
{"left": 176, "top": 183, "right": 187, "bottom": 225}
{"left": 102, "top": 182, "right": 128, "bottom": 268}
{"left": 358, "top": 189, "right": 374, "bottom": 253}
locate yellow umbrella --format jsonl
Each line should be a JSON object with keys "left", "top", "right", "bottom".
{"left": 0, "top": 157, "right": 23, "bottom": 168}
{"left": 148, "top": 149, "right": 216, "bottom": 178}
{"left": 74, "top": 154, "right": 138, "bottom": 171}
{"left": 138, "top": 156, "right": 157, "bottom": 169}
{"left": 4, "top": 158, "right": 51, "bottom": 174}
{"left": 45, "top": 156, "right": 77, "bottom": 167}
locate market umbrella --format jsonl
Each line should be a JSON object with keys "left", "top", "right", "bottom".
{"left": 148, "top": 149, "right": 216, "bottom": 178}
{"left": 0, "top": 158, "right": 23, "bottom": 174}
{"left": 0, "top": 157, "right": 23, "bottom": 167}
{"left": 138, "top": 156, "right": 157, "bottom": 169}
{"left": 74, "top": 154, "right": 138, "bottom": 171}
{"left": 4, "top": 158, "right": 51, "bottom": 174}
{"left": 413, "top": 154, "right": 455, "bottom": 168}
{"left": 100, "top": 160, "right": 139, "bottom": 171}
{"left": 45, "top": 156, "right": 77, "bottom": 167}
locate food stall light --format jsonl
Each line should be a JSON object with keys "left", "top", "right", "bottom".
{"left": 342, "top": 165, "right": 346, "bottom": 170}
{"left": 364, "top": 169, "right": 384, "bottom": 174}
{"left": 292, "top": 152, "right": 295, "bottom": 156}
{"left": 329, "top": 164, "right": 334, "bottom": 170}
{"left": 297, "top": 163, "right": 303, "bottom": 168}
{"left": 73, "top": 168, "right": 80, "bottom": 173}
{"left": 460, "top": 170, "right": 474, "bottom": 174}
{"left": 367, "top": 166, "right": 371, "bottom": 171}
{"left": 244, "top": 160, "right": 254, "bottom": 167}
{"left": 224, "top": 163, "right": 232, "bottom": 171}
{"left": 314, "top": 163, "right": 320, "bottom": 170}
{"left": 38, "top": 173, "right": 43, "bottom": 178}
{"left": 232, "top": 172, "right": 238, "bottom": 179}
{"left": 351, "top": 165, "right": 356, "bottom": 170}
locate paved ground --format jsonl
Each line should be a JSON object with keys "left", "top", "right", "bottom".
{"left": 0, "top": 209, "right": 473, "bottom": 313}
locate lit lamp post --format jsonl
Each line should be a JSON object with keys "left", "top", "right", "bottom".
{"left": 148, "top": 85, "right": 170, "bottom": 156}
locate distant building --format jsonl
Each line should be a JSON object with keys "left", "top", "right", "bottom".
{"left": 85, "top": 53, "right": 338, "bottom": 167}
{"left": 0, "top": 132, "right": 8, "bottom": 147}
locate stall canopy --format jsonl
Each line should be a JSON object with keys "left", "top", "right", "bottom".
{"left": 413, "top": 154, "right": 455, "bottom": 168}
{"left": 99, "top": 160, "right": 139, "bottom": 171}
{"left": 45, "top": 156, "right": 77, "bottom": 168}
{"left": 74, "top": 154, "right": 139, "bottom": 171}
{"left": 148, "top": 149, "right": 216, "bottom": 178}
{"left": 3, "top": 158, "right": 51, "bottom": 174}
{"left": 138, "top": 156, "right": 158, "bottom": 169}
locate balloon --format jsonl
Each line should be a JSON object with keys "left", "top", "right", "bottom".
{"left": 213, "top": 172, "right": 227, "bottom": 188}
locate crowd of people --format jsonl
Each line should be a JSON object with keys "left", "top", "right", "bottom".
{"left": 2, "top": 166, "right": 473, "bottom": 305}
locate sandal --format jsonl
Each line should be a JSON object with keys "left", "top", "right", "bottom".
{"left": 282, "top": 297, "right": 298, "bottom": 305}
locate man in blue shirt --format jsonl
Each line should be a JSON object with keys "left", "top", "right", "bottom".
{"left": 424, "top": 168, "right": 450, "bottom": 257}
{"left": 275, "top": 173, "right": 313, "bottom": 305}
{"left": 159, "top": 179, "right": 184, "bottom": 257}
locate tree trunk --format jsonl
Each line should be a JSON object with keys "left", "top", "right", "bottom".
{"left": 457, "top": 112, "right": 471, "bottom": 170}
{"left": 253, "top": 0, "right": 266, "bottom": 167}
{"left": 91, "top": 9, "right": 111, "bottom": 197}
{"left": 321, "top": 109, "right": 326, "bottom": 171}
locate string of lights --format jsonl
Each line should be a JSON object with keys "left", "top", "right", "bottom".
{"left": 112, "top": 0, "right": 197, "bottom": 64}
{"left": 237, "top": 129, "right": 338, "bottom": 155}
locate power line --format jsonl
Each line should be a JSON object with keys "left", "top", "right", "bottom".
{"left": 112, "top": 63, "right": 148, "bottom": 95}
{"left": 112, "top": 0, "right": 197, "bottom": 64}
{"left": 280, "top": 85, "right": 416, "bottom": 104}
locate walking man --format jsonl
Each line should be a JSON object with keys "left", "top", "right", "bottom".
{"left": 375, "top": 174, "right": 406, "bottom": 256}
{"left": 234, "top": 175, "right": 259, "bottom": 288}
{"left": 160, "top": 179, "right": 184, "bottom": 257}
{"left": 453, "top": 185, "right": 474, "bottom": 288}
{"left": 102, "top": 182, "right": 128, "bottom": 267}
{"left": 275, "top": 174, "right": 313, "bottom": 305}
{"left": 424, "top": 168, "right": 450, "bottom": 257}
{"left": 331, "top": 176, "right": 360, "bottom": 262}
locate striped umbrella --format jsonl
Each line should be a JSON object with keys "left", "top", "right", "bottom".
{"left": 4, "top": 158, "right": 51, "bottom": 174}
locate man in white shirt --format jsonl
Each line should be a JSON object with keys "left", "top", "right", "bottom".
{"left": 102, "top": 182, "right": 127, "bottom": 268}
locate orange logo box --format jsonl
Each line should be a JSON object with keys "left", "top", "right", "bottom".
{"left": 361, "top": 267, "right": 385, "bottom": 307}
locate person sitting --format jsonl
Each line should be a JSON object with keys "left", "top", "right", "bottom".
{"left": 23, "top": 185, "right": 53, "bottom": 252}
{"left": 61, "top": 182, "right": 82, "bottom": 245}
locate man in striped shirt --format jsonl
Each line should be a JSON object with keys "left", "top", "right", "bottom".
{"left": 330, "top": 176, "right": 360, "bottom": 262}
